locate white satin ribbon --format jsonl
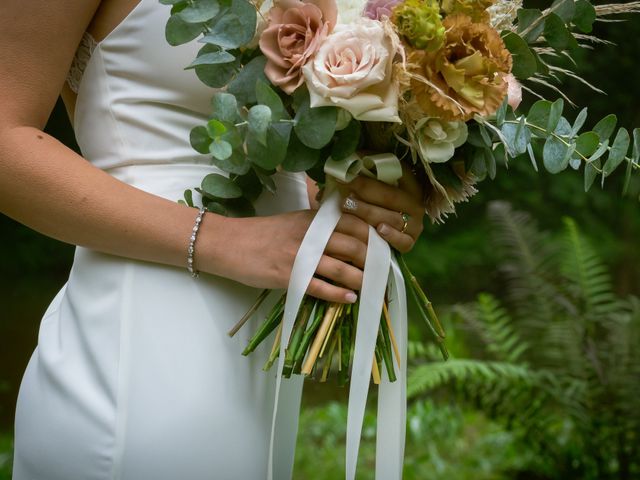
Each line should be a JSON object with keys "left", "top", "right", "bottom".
{"left": 268, "top": 154, "right": 408, "bottom": 480}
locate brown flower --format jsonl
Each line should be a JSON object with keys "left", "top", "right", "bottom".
{"left": 409, "top": 14, "right": 512, "bottom": 121}
{"left": 259, "top": 0, "right": 338, "bottom": 94}
{"left": 423, "top": 160, "right": 478, "bottom": 223}
{"left": 441, "top": 0, "right": 496, "bottom": 23}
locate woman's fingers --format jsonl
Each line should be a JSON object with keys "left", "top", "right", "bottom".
{"left": 376, "top": 223, "right": 415, "bottom": 253}
{"left": 335, "top": 213, "right": 370, "bottom": 244}
{"left": 342, "top": 194, "right": 422, "bottom": 240}
{"left": 307, "top": 277, "right": 358, "bottom": 304}
{"left": 346, "top": 176, "right": 422, "bottom": 216}
{"left": 316, "top": 255, "right": 364, "bottom": 292}
{"left": 325, "top": 232, "right": 367, "bottom": 268}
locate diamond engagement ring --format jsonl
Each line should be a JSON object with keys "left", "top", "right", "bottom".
{"left": 400, "top": 212, "right": 410, "bottom": 233}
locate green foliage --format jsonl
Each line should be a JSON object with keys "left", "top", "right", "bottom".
{"left": 294, "top": 399, "right": 537, "bottom": 480}
{"left": 408, "top": 202, "right": 640, "bottom": 479}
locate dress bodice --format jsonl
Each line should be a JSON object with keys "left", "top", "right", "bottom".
{"left": 73, "top": 0, "right": 214, "bottom": 170}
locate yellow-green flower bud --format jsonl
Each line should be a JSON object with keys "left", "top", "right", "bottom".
{"left": 393, "top": 0, "right": 445, "bottom": 52}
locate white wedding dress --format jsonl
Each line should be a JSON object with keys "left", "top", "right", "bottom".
{"left": 12, "top": 0, "right": 310, "bottom": 478}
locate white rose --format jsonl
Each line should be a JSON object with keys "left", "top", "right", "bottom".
{"left": 302, "top": 19, "right": 400, "bottom": 123}
{"left": 416, "top": 118, "right": 468, "bottom": 164}
{"left": 336, "top": 0, "right": 368, "bottom": 24}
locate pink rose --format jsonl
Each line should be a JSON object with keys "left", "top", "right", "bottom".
{"left": 505, "top": 73, "right": 523, "bottom": 111}
{"left": 364, "top": 0, "right": 403, "bottom": 20}
{"left": 259, "top": 0, "right": 338, "bottom": 94}
{"left": 302, "top": 19, "right": 400, "bottom": 122}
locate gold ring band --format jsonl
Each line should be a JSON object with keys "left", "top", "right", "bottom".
{"left": 400, "top": 212, "right": 410, "bottom": 234}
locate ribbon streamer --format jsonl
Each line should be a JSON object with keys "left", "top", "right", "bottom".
{"left": 268, "top": 153, "right": 408, "bottom": 480}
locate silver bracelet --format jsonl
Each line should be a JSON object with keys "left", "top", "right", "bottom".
{"left": 187, "top": 207, "right": 206, "bottom": 278}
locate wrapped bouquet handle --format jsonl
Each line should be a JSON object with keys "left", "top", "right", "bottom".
{"left": 268, "top": 154, "right": 407, "bottom": 480}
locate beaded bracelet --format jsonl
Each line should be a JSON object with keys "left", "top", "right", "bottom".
{"left": 187, "top": 207, "right": 206, "bottom": 278}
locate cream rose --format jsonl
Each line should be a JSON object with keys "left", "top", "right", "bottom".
{"left": 416, "top": 118, "right": 468, "bottom": 164}
{"left": 302, "top": 18, "right": 400, "bottom": 122}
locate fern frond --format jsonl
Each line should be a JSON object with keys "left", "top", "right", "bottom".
{"left": 407, "top": 359, "right": 537, "bottom": 399}
{"left": 560, "top": 218, "right": 619, "bottom": 317}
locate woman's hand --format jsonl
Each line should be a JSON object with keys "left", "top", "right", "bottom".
{"left": 338, "top": 168, "right": 425, "bottom": 253}
{"left": 202, "top": 210, "right": 371, "bottom": 304}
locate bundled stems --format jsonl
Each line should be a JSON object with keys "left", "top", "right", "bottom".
{"left": 237, "top": 253, "right": 447, "bottom": 383}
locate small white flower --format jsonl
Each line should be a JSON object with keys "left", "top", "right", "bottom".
{"left": 336, "top": 0, "right": 369, "bottom": 24}
{"left": 416, "top": 118, "right": 468, "bottom": 164}
{"left": 488, "top": 0, "right": 522, "bottom": 31}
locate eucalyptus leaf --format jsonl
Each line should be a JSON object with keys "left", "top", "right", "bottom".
{"left": 501, "top": 119, "right": 530, "bottom": 156}
{"left": 470, "top": 148, "right": 487, "bottom": 180}
{"left": 227, "top": 56, "right": 268, "bottom": 106}
{"left": 212, "top": 150, "right": 251, "bottom": 176}
{"left": 603, "top": 128, "right": 630, "bottom": 177}
{"left": 502, "top": 32, "right": 537, "bottom": 79}
{"left": 200, "top": 0, "right": 256, "bottom": 49}
{"left": 282, "top": 131, "right": 322, "bottom": 172}
{"left": 255, "top": 81, "right": 287, "bottom": 120}
{"left": 210, "top": 139, "right": 233, "bottom": 161}
{"left": 571, "top": 107, "right": 588, "bottom": 137}
{"left": 201, "top": 173, "right": 242, "bottom": 199}
{"left": 190, "top": 125, "right": 212, "bottom": 154}
{"left": 248, "top": 123, "right": 291, "bottom": 170}
{"left": 622, "top": 128, "right": 639, "bottom": 195}
{"left": 211, "top": 92, "right": 239, "bottom": 124}
{"left": 527, "top": 144, "right": 539, "bottom": 172}
{"left": 547, "top": 99, "right": 564, "bottom": 133}
{"left": 550, "top": 0, "right": 576, "bottom": 23}
{"left": 544, "top": 13, "right": 578, "bottom": 51}
{"left": 495, "top": 99, "right": 508, "bottom": 127}
{"left": 231, "top": 170, "right": 261, "bottom": 202}
{"left": 574, "top": 131, "right": 599, "bottom": 159}
{"left": 160, "top": 0, "right": 186, "bottom": 5}
{"left": 221, "top": 197, "right": 256, "bottom": 217}
{"left": 294, "top": 95, "right": 337, "bottom": 149}
{"left": 248, "top": 105, "right": 272, "bottom": 146}
{"left": 178, "top": 0, "right": 220, "bottom": 23}
{"left": 584, "top": 159, "right": 601, "bottom": 192}
{"left": 574, "top": 0, "right": 596, "bottom": 33}
{"left": 255, "top": 169, "right": 277, "bottom": 194}
{"left": 527, "top": 100, "right": 552, "bottom": 132}
{"left": 517, "top": 9, "right": 545, "bottom": 43}
{"left": 588, "top": 139, "right": 609, "bottom": 163}
{"left": 331, "top": 119, "right": 361, "bottom": 161}
{"left": 185, "top": 50, "right": 236, "bottom": 69}
{"left": 165, "top": 14, "right": 204, "bottom": 46}
{"left": 183, "top": 189, "right": 194, "bottom": 207}
{"left": 543, "top": 136, "right": 571, "bottom": 174}
{"left": 485, "top": 148, "right": 497, "bottom": 180}
{"left": 207, "top": 119, "right": 227, "bottom": 138}
{"left": 593, "top": 114, "right": 617, "bottom": 142}
{"left": 195, "top": 61, "right": 238, "bottom": 88}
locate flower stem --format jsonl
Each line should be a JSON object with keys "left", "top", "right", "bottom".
{"left": 242, "top": 293, "right": 286, "bottom": 356}
{"left": 228, "top": 288, "right": 271, "bottom": 337}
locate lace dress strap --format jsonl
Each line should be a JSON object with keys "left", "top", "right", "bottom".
{"left": 66, "top": 32, "right": 97, "bottom": 94}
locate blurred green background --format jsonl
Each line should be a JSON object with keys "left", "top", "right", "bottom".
{"left": 1, "top": 2, "right": 639, "bottom": 479}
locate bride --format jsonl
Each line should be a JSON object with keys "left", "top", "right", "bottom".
{"left": 1, "top": 0, "right": 425, "bottom": 478}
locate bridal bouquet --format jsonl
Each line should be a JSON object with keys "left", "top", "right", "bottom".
{"left": 162, "top": 0, "right": 639, "bottom": 477}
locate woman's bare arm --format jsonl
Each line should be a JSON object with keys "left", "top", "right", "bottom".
{"left": 0, "top": 0, "right": 370, "bottom": 303}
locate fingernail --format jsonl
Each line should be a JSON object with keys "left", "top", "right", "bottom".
{"left": 378, "top": 223, "right": 391, "bottom": 236}
{"left": 345, "top": 292, "right": 358, "bottom": 304}
{"left": 343, "top": 196, "right": 358, "bottom": 212}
